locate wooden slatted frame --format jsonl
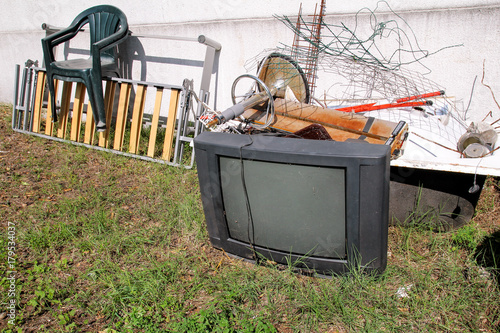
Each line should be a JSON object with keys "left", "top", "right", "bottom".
{"left": 18, "top": 69, "right": 194, "bottom": 167}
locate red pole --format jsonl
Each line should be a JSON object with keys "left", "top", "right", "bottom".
{"left": 396, "top": 90, "right": 445, "bottom": 103}
{"left": 336, "top": 100, "right": 432, "bottom": 113}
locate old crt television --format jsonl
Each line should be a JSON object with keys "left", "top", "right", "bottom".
{"left": 194, "top": 131, "right": 390, "bottom": 275}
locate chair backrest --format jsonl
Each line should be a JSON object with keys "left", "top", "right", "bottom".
{"left": 71, "top": 5, "right": 128, "bottom": 59}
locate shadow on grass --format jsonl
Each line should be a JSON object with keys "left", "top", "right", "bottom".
{"left": 475, "top": 229, "right": 500, "bottom": 285}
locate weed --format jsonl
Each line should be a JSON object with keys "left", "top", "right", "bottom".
{"left": 57, "top": 309, "right": 77, "bottom": 332}
{"left": 27, "top": 280, "right": 57, "bottom": 312}
{"left": 169, "top": 304, "right": 277, "bottom": 333}
{"left": 451, "top": 223, "right": 486, "bottom": 251}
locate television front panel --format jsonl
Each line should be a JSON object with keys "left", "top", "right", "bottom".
{"left": 194, "top": 132, "right": 390, "bottom": 275}
{"left": 221, "top": 157, "right": 346, "bottom": 259}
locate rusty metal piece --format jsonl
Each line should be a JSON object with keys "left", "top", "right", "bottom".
{"left": 290, "top": 0, "right": 326, "bottom": 97}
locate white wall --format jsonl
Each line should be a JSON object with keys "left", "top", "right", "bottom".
{"left": 2, "top": 0, "right": 500, "bottom": 123}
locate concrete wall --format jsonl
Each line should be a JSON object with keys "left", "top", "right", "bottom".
{"left": 1, "top": 0, "right": 500, "bottom": 123}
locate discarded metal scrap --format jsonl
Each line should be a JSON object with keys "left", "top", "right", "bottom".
{"left": 458, "top": 122, "right": 498, "bottom": 158}
{"left": 202, "top": 52, "right": 408, "bottom": 158}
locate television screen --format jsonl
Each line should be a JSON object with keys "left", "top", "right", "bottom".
{"left": 194, "top": 132, "right": 390, "bottom": 276}
{"left": 221, "top": 157, "right": 346, "bottom": 259}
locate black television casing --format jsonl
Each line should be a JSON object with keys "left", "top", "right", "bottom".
{"left": 194, "top": 131, "right": 391, "bottom": 275}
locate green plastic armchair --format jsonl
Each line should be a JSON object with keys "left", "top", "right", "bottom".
{"left": 41, "top": 5, "right": 129, "bottom": 131}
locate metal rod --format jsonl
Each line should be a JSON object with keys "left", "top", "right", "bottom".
{"left": 132, "top": 33, "right": 199, "bottom": 43}
{"left": 34, "top": 67, "right": 183, "bottom": 91}
{"left": 29, "top": 69, "right": 40, "bottom": 132}
{"left": 173, "top": 86, "right": 190, "bottom": 165}
{"left": 12, "top": 65, "right": 20, "bottom": 129}
{"left": 41, "top": 23, "right": 221, "bottom": 49}
{"left": 336, "top": 100, "right": 432, "bottom": 113}
{"left": 17, "top": 67, "right": 28, "bottom": 129}
{"left": 108, "top": 76, "right": 182, "bottom": 90}
{"left": 395, "top": 90, "right": 445, "bottom": 103}
{"left": 23, "top": 67, "right": 33, "bottom": 131}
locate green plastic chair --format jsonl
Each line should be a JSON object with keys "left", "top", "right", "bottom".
{"left": 41, "top": 5, "right": 129, "bottom": 131}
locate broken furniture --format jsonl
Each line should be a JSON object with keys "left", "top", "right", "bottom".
{"left": 13, "top": 31, "right": 221, "bottom": 168}
{"left": 41, "top": 5, "right": 129, "bottom": 131}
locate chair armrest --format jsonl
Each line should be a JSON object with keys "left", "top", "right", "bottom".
{"left": 93, "top": 25, "right": 129, "bottom": 52}
{"left": 41, "top": 22, "right": 84, "bottom": 63}
{"left": 41, "top": 22, "right": 82, "bottom": 48}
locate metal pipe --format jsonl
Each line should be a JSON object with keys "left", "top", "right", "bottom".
{"left": 42, "top": 23, "right": 221, "bottom": 49}
{"left": 208, "top": 82, "right": 277, "bottom": 127}
{"left": 29, "top": 69, "right": 39, "bottom": 132}
{"left": 12, "top": 65, "right": 20, "bottom": 129}
{"left": 198, "top": 35, "right": 222, "bottom": 51}
{"left": 108, "top": 76, "right": 183, "bottom": 90}
{"left": 23, "top": 67, "right": 33, "bottom": 131}
{"left": 17, "top": 67, "right": 28, "bottom": 129}
{"left": 132, "top": 33, "right": 199, "bottom": 43}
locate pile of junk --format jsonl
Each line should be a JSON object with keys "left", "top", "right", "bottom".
{"left": 11, "top": 1, "right": 499, "bottom": 231}
{"left": 196, "top": 1, "right": 499, "bottom": 230}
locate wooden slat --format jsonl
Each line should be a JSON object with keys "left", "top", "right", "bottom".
{"left": 70, "top": 83, "right": 86, "bottom": 142}
{"left": 99, "top": 81, "right": 117, "bottom": 148}
{"left": 83, "top": 103, "right": 95, "bottom": 145}
{"left": 129, "top": 84, "right": 147, "bottom": 154}
{"left": 32, "top": 71, "right": 46, "bottom": 133}
{"left": 147, "top": 87, "right": 164, "bottom": 158}
{"left": 113, "top": 83, "right": 132, "bottom": 151}
{"left": 45, "top": 79, "right": 59, "bottom": 136}
{"left": 161, "top": 89, "right": 180, "bottom": 161}
{"left": 56, "top": 82, "right": 73, "bottom": 139}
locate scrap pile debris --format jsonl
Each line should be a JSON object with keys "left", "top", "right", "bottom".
{"left": 199, "top": 1, "right": 498, "bottom": 160}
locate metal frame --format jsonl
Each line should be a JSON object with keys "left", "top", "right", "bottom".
{"left": 12, "top": 60, "right": 38, "bottom": 132}
{"left": 13, "top": 32, "right": 221, "bottom": 169}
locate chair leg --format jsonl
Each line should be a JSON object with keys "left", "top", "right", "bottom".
{"left": 47, "top": 75, "right": 58, "bottom": 122}
{"left": 85, "top": 76, "right": 107, "bottom": 132}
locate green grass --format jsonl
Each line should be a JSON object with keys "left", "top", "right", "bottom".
{"left": 1, "top": 103, "right": 499, "bottom": 332}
